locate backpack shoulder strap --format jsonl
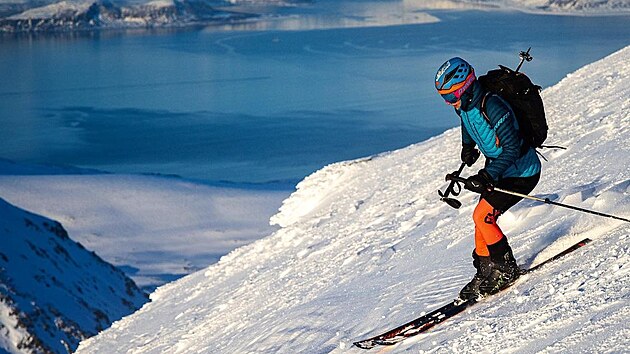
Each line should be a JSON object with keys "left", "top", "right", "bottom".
{"left": 480, "top": 91, "right": 493, "bottom": 125}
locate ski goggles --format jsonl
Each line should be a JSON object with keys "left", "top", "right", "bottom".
{"left": 437, "top": 70, "right": 476, "bottom": 105}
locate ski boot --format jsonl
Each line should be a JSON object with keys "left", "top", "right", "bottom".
{"left": 458, "top": 251, "right": 493, "bottom": 301}
{"left": 478, "top": 237, "right": 521, "bottom": 296}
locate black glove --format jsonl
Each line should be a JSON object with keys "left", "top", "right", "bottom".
{"left": 464, "top": 169, "right": 494, "bottom": 194}
{"left": 461, "top": 144, "right": 480, "bottom": 167}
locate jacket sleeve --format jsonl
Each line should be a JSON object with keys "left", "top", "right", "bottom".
{"left": 483, "top": 95, "right": 521, "bottom": 181}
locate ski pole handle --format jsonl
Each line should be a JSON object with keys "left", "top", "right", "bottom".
{"left": 442, "top": 162, "right": 466, "bottom": 197}
{"left": 439, "top": 163, "right": 466, "bottom": 209}
{"left": 444, "top": 174, "right": 467, "bottom": 185}
{"left": 515, "top": 47, "right": 532, "bottom": 73}
{"left": 439, "top": 162, "right": 466, "bottom": 198}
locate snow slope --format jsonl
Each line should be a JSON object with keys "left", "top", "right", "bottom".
{"left": 76, "top": 47, "right": 629, "bottom": 353}
{"left": 0, "top": 198, "right": 147, "bottom": 354}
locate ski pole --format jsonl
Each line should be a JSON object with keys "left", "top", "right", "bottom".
{"left": 438, "top": 162, "right": 466, "bottom": 209}
{"left": 445, "top": 175, "right": 630, "bottom": 223}
{"left": 493, "top": 186, "right": 630, "bottom": 222}
{"left": 515, "top": 47, "right": 533, "bottom": 73}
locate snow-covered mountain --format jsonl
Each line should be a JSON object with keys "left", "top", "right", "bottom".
{"left": 3, "top": 0, "right": 630, "bottom": 32}
{"left": 0, "top": 198, "right": 148, "bottom": 354}
{"left": 457, "top": 0, "right": 630, "bottom": 13}
{"left": 398, "top": 0, "right": 630, "bottom": 14}
{"left": 0, "top": 0, "right": 256, "bottom": 32}
{"left": 521, "top": 0, "right": 630, "bottom": 13}
{"left": 76, "top": 46, "right": 629, "bottom": 353}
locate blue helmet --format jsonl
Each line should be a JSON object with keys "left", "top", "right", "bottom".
{"left": 435, "top": 57, "right": 476, "bottom": 104}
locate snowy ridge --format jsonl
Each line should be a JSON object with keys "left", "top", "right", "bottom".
{"left": 7, "top": 0, "right": 91, "bottom": 19}
{"left": 0, "top": 198, "right": 148, "bottom": 354}
{"left": 495, "top": 0, "right": 630, "bottom": 14}
{"left": 407, "top": 0, "right": 630, "bottom": 14}
{"left": 77, "top": 47, "right": 629, "bottom": 353}
{"left": 0, "top": 0, "right": 255, "bottom": 32}
{"left": 3, "top": 0, "right": 630, "bottom": 32}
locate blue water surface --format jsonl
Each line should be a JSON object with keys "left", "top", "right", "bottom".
{"left": 1, "top": 8, "right": 629, "bottom": 185}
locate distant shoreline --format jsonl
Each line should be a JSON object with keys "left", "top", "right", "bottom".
{"left": 3, "top": 0, "right": 630, "bottom": 34}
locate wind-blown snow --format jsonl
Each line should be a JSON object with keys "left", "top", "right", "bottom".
{"left": 77, "top": 46, "right": 630, "bottom": 353}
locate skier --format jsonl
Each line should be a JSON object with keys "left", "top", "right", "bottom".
{"left": 434, "top": 57, "right": 542, "bottom": 300}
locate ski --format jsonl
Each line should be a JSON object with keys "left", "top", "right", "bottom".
{"left": 353, "top": 238, "right": 592, "bottom": 350}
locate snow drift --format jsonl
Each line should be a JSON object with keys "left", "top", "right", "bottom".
{"left": 77, "top": 47, "right": 629, "bottom": 353}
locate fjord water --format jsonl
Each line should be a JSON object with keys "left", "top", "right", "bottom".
{"left": 1, "top": 9, "right": 629, "bottom": 185}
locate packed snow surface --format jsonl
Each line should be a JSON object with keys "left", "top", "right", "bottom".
{"left": 76, "top": 46, "right": 630, "bottom": 353}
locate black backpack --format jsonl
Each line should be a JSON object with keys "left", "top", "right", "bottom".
{"left": 478, "top": 62, "right": 548, "bottom": 150}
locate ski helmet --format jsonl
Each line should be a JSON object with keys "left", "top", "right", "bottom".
{"left": 435, "top": 57, "right": 476, "bottom": 105}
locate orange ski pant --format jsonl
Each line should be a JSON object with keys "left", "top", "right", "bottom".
{"left": 471, "top": 173, "right": 540, "bottom": 256}
{"left": 473, "top": 198, "right": 504, "bottom": 257}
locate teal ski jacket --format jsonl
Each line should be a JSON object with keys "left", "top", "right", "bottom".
{"left": 457, "top": 81, "right": 541, "bottom": 181}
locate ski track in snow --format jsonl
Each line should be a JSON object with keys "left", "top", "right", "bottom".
{"left": 73, "top": 46, "right": 630, "bottom": 353}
